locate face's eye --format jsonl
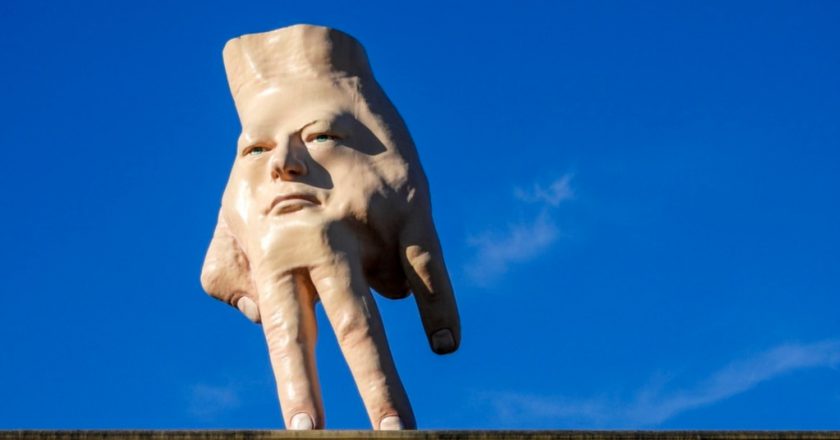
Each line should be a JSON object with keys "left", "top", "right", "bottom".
{"left": 245, "top": 146, "right": 269, "bottom": 156}
{"left": 309, "top": 133, "right": 340, "bottom": 144}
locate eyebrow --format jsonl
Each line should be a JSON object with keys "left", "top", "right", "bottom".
{"left": 299, "top": 119, "right": 330, "bottom": 131}
{"left": 242, "top": 120, "right": 317, "bottom": 139}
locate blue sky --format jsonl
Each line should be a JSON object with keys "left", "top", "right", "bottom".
{"left": 1, "top": 0, "right": 839, "bottom": 430}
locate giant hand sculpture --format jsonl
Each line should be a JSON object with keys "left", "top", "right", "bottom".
{"left": 200, "top": 25, "right": 460, "bottom": 430}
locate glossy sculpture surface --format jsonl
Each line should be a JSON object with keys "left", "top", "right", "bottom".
{"left": 201, "top": 24, "right": 460, "bottom": 430}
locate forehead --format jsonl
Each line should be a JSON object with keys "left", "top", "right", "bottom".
{"left": 238, "top": 80, "right": 356, "bottom": 132}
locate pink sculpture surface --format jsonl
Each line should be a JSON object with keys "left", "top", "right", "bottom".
{"left": 200, "top": 24, "right": 460, "bottom": 430}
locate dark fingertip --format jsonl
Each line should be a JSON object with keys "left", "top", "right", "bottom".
{"left": 430, "top": 328, "right": 457, "bottom": 354}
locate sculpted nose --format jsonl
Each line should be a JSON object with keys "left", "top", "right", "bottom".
{"left": 270, "top": 143, "right": 307, "bottom": 181}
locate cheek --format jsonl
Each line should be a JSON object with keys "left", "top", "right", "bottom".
{"left": 242, "top": 161, "right": 268, "bottom": 188}
{"left": 223, "top": 166, "right": 266, "bottom": 225}
{"left": 324, "top": 156, "right": 384, "bottom": 204}
{"left": 306, "top": 144, "right": 337, "bottom": 164}
{"left": 311, "top": 146, "right": 368, "bottom": 176}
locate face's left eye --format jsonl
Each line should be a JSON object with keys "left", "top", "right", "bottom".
{"left": 309, "top": 133, "right": 340, "bottom": 144}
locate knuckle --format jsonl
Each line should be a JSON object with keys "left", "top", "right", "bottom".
{"left": 333, "top": 312, "right": 370, "bottom": 346}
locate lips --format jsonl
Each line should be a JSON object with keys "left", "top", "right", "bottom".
{"left": 266, "top": 193, "right": 320, "bottom": 214}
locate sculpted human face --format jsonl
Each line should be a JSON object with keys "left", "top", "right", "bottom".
{"left": 221, "top": 79, "right": 395, "bottom": 264}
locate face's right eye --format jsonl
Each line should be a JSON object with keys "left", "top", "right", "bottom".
{"left": 243, "top": 145, "right": 270, "bottom": 157}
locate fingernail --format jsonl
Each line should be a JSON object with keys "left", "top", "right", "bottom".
{"left": 431, "top": 328, "right": 455, "bottom": 353}
{"left": 379, "top": 416, "right": 404, "bottom": 430}
{"left": 236, "top": 297, "right": 260, "bottom": 323}
{"left": 290, "top": 412, "right": 314, "bottom": 430}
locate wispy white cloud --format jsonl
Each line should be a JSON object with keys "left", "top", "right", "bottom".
{"left": 485, "top": 339, "right": 840, "bottom": 427}
{"left": 514, "top": 174, "right": 574, "bottom": 207}
{"left": 465, "top": 174, "right": 574, "bottom": 285}
{"left": 187, "top": 383, "right": 242, "bottom": 418}
{"left": 465, "top": 212, "right": 559, "bottom": 284}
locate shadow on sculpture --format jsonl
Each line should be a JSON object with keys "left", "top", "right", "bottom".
{"left": 200, "top": 24, "right": 461, "bottom": 430}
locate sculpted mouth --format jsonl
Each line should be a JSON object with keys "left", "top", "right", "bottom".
{"left": 267, "top": 194, "right": 321, "bottom": 215}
